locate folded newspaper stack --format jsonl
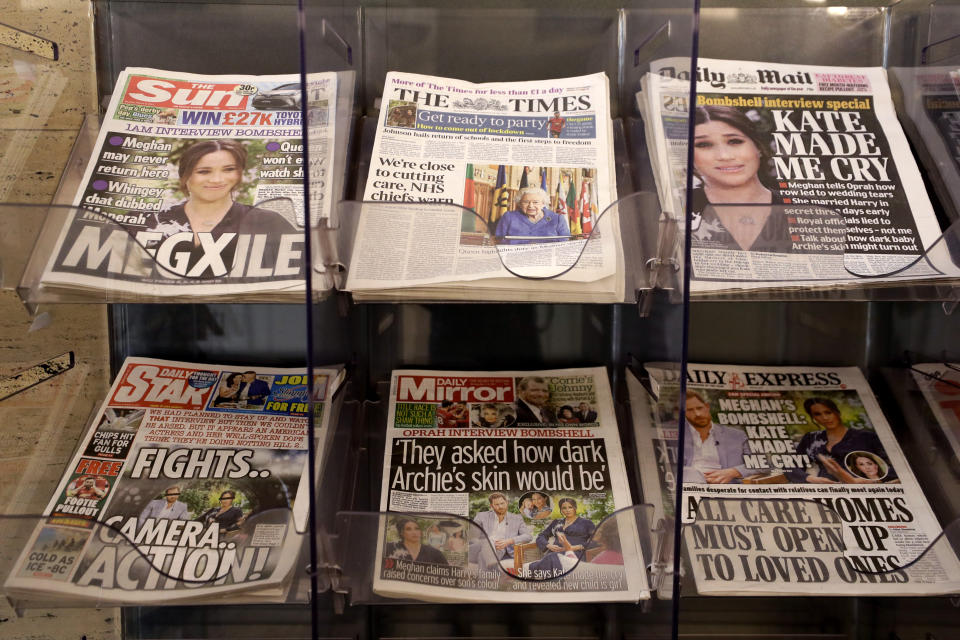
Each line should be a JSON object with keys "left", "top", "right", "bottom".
{"left": 36, "top": 67, "right": 343, "bottom": 302}
{"left": 5, "top": 357, "right": 344, "bottom": 605}
{"left": 345, "top": 72, "right": 625, "bottom": 303}
{"left": 629, "top": 363, "right": 960, "bottom": 596}
{"left": 638, "top": 58, "right": 958, "bottom": 295}
{"left": 374, "top": 367, "right": 649, "bottom": 602}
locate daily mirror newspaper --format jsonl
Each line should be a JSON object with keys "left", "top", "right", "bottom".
{"left": 39, "top": 68, "right": 338, "bottom": 299}
{"left": 910, "top": 363, "right": 960, "bottom": 464}
{"left": 373, "top": 367, "right": 648, "bottom": 603}
{"left": 640, "top": 58, "right": 952, "bottom": 293}
{"left": 632, "top": 363, "right": 960, "bottom": 596}
{"left": 346, "top": 72, "right": 625, "bottom": 302}
{"left": 5, "top": 357, "right": 344, "bottom": 604}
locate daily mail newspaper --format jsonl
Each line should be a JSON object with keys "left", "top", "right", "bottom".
{"left": 910, "top": 363, "right": 960, "bottom": 464}
{"left": 373, "top": 368, "right": 648, "bottom": 603}
{"left": 5, "top": 357, "right": 344, "bottom": 604}
{"left": 39, "top": 68, "right": 337, "bottom": 299}
{"left": 640, "top": 58, "right": 952, "bottom": 293}
{"left": 634, "top": 363, "right": 960, "bottom": 596}
{"left": 346, "top": 72, "right": 624, "bottom": 301}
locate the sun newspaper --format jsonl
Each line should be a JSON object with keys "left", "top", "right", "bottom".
{"left": 910, "top": 363, "right": 960, "bottom": 465}
{"left": 39, "top": 68, "right": 339, "bottom": 299}
{"left": 373, "top": 367, "right": 648, "bottom": 603}
{"left": 630, "top": 363, "right": 960, "bottom": 596}
{"left": 5, "top": 357, "right": 344, "bottom": 604}
{"left": 345, "top": 72, "right": 625, "bottom": 303}
{"left": 639, "top": 58, "right": 954, "bottom": 293}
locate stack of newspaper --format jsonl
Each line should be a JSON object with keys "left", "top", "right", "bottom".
{"left": 373, "top": 367, "right": 649, "bottom": 602}
{"left": 629, "top": 362, "right": 960, "bottom": 596}
{"left": 344, "top": 72, "right": 626, "bottom": 303}
{"left": 35, "top": 67, "right": 346, "bottom": 302}
{"left": 638, "top": 57, "right": 958, "bottom": 295}
{"left": 5, "top": 357, "right": 344, "bottom": 604}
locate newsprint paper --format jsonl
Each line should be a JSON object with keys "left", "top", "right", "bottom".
{"left": 639, "top": 58, "right": 951, "bottom": 293}
{"left": 5, "top": 357, "right": 343, "bottom": 604}
{"left": 373, "top": 367, "right": 649, "bottom": 603}
{"left": 346, "top": 72, "right": 625, "bottom": 303}
{"left": 910, "top": 363, "right": 960, "bottom": 464}
{"left": 631, "top": 363, "right": 960, "bottom": 596}
{"left": 39, "top": 68, "right": 338, "bottom": 300}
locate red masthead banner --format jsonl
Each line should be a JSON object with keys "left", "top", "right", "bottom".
{"left": 123, "top": 76, "right": 251, "bottom": 110}
{"left": 396, "top": 375, "right": 515, "bottom": 403}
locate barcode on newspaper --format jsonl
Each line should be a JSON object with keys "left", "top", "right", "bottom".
{"left": 815, "top": 73, "right": 870, "bottom": 93}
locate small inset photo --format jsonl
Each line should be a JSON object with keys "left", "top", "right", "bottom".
{"left": 386, "top": 100, "right": 417, "bottom": 128}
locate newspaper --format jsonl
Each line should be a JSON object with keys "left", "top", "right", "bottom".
{"left": 891, "top": 66, "right": 960, "bottom": 220}
{"left": 632, "top": 363, "right": 960, "bottom": 596}
{"left": 38, "top": 68, "right": 339, "bottom": 299}
{"left": 910, "top": 363, "right": 960, "bottom": 464}
{"left": 5, "top": 357, "right": 344, "bottom": 604}
{"left": 640, "top": 58, "right": 953, "bottom": 293}
{"left": 345, "top": 72, "right": 625, "bottom": 302}
{"left": 373, "top": 367, "right": 648, "bottom": 602}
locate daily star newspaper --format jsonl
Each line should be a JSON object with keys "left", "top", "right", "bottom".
{"left": 632, "top": 363, "right": 960, "bottom": 596}
{"left": 373, "top": 367, "right": 648, "bottom": 603}
{"left": 640, "top": 58, "right": 954, "bottom": 293}
{"left": 910, "top": 363, "right": 960, "bottom": 464}
{"left": 39, "top": 68, "right": 338, "bottom": 299}
{"left": 345, "top": 72, "right": 625, "bottom": 303}
{"left": 5, "top": 357, "right": 344, "bottom": 604}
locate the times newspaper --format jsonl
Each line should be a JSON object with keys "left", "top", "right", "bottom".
{"left": 373, "top": 368, "right": 648, "bottom": 603}
{"left": 346, "top": 72, "right": 625, "bottom": 302}
{"left": 40, "top": 68, "right": 337, "bottom": 298}
{"left": 640, "top": 58, "right": 951, "bottom": 293}
{"left": 5, "top": 357, "right": 343, "bottom": 604}
{"left": 910, "top": 363, "right": 960, "bottom": 464}
{"left": 631, "top": 363, "right": 960, "bottom": 596}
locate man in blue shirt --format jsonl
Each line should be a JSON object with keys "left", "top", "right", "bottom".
{"left": 495, "top": 187, "right": 570, "bottom": 244}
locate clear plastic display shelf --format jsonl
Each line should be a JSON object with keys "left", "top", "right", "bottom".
{"left": 320, "top": 505, "right": 661, "bottom": 607}
{"left": 0, "top": 507, "right": 322, "bottom": 611}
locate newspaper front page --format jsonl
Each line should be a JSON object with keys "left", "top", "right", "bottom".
{"left": 5, "top": 357, "right": 343, "bottom": 604}
{"left": 634, "top": 363, "right": 960, "bottom": 596}
{"left": 910, "top": 363, "right": 960, "bottom": 464}
{"left": 373, "top": 367, "right": 648, "bottom": 603}
{"left": 346, "top": 72, "right": 623, "bottom": 299}
{"left": 641, "top": 58, "right": 949, "bottom": 293}
{"left": 40, "top": 68, "right": 337, "bottom": 298}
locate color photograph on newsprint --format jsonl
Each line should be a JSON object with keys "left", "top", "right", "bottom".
{"left": 5, "top": 357, "right": 343, "bottom": 604}
{"left": 373, "top": 367, "right": 649, "bottom": 603}
{"left": 40, "top": 68, "right": 338, "bottom": 299}
{"left": 633, "top": 363, "right": 960, "bottom": 596}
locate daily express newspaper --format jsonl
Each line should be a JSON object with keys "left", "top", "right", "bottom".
{"left": 373, "top": 368, "right": 648, "bottom": 603}
{"left": 346, "top": 72, "right": 623, "bottom": 297}
{"left": 632, "top": 363, "right": 960, "bottom": 596}
{"left": 911, "top": 363, "right": 960, "bottom": 464}
{"left": 40, "top": 68, "right": 337, "bottom": 298}
{"left": 640, "top": 58, "right": 951, "bottom": 292}
{"left": 5, "top": 357, "right": 343, "bottom": 604}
